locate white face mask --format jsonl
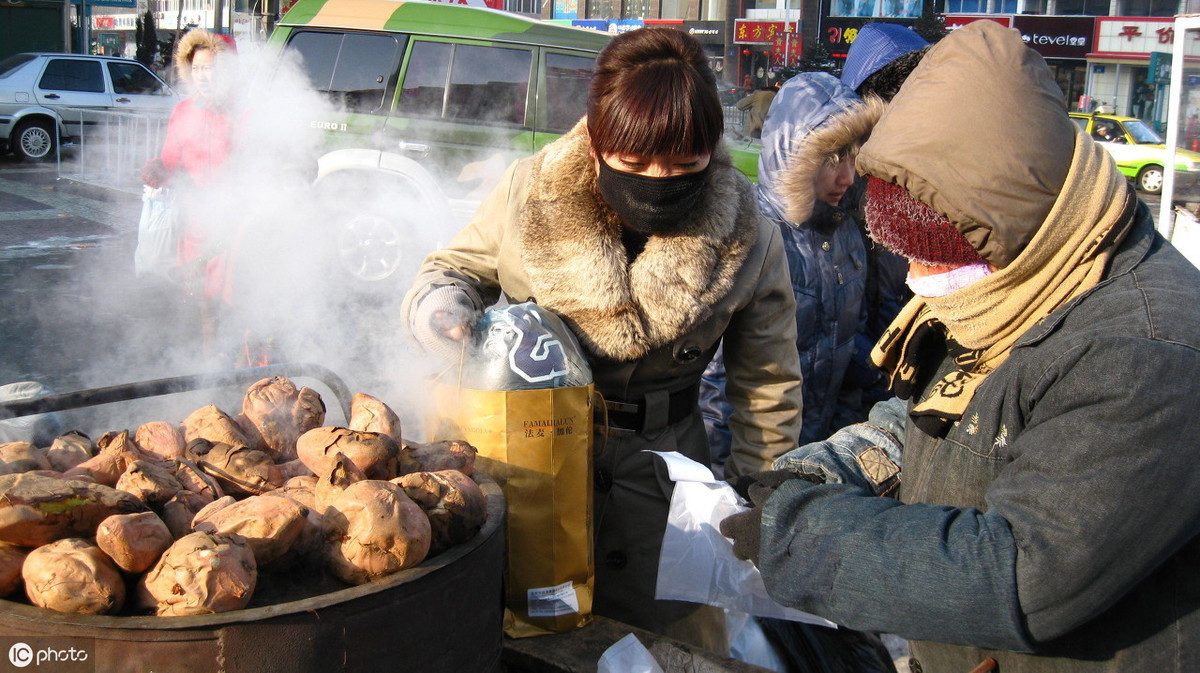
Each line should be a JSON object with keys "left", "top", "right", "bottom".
{"left": 906, "top": 262, "right": 994, "bottom": 298}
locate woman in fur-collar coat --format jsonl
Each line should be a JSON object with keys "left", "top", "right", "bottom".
{"left": 403, "top": 28, "right": 802, "bottom": 653}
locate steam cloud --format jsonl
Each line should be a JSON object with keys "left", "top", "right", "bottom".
{"left": 6, "top": 42, "right": 471, "bottom": 437}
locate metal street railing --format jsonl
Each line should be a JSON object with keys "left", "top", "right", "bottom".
{"left": 55, "top": 107, "right": 171, "bottom": 195}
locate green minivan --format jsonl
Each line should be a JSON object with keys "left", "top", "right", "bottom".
{"left": 268, "top": 0, "right": 611, "bottom": 283}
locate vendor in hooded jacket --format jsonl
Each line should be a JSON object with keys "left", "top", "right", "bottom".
{"left": 722, "top": 20, "right": 1200, "bottom": 673}
{"left": 402, "top": 27, "right": 803, "bottom": 653}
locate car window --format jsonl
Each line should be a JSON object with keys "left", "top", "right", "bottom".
{"left": 107, "top": 62, "right": 167, "bottom": 95}
{"left": 287, "top": 31, "right": 406, "bottom": 114}
{"left": 39, "top": 59, "right": 105, "bottom": 93}
{"left": 544, "top": 52, "right": 595, "bottom": 133}
{"left": 1123, "top": 119, "right": 1164, "bottom": 144}
{"left": 1069, "top": 116, "right": 1088, "bottom": 132}
{"left": 399, "top": 41, "right": 531, "bottom": 126}
{"left": 0, "top": 54, "right": 36, "bottom": 79}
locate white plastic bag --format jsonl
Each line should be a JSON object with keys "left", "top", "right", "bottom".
{"left": 651, "top": 451, "right": 836, "bottom": 627}
{"left": 597, "top": 634, "right": 665, "bottom": 673}
{"left": 133, "top": 185, "right": 178, "bottom": 278}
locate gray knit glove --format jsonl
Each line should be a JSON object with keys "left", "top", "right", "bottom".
{"left": 410, "top": 285, "right": 479, "bottom": 361}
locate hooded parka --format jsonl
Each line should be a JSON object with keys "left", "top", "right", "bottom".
{"left": 404, "top": 118, "right": 802, "bottom": 646}
{"left": 755, "top": 20, "right": 1200, "bottom": 673}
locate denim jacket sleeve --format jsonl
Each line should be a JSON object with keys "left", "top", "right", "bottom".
{"left": 772, "top": 396, "right": 905, "bottom": 495}
{"left": 757, "top": 479, "right": 1035, "bottom": 652}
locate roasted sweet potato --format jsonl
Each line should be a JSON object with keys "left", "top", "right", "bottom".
{"left": 95, "top": 512, "right": 174, "bottom": 574}
{"left": 347, "top": 393, "right": 402, "bottom": 445}
{"left": 0, "top": 473, "right": 146, "bottom": 546}
{"left": 297, "top": 427, "right": 398, "bottom": 480}
{"left": 181, "top": 405, "right": 254, "bottom": 449}
{"left": 323, "top": 480, "right": 431, "bottom": 584}
{"left": 134, "top": 421, "right": 186, "bottom": 461}
{"left": 193, "top": 495, "right": 307, "bottom": 566}
{"left": 314, "top": 452, "right": 366, "bottom": 513}
{"left": 0, "top": 541, "right": 29, "bottom": 597}
{"left": 240, "top": 377, "right": 326, "bottom": 462}
{"left": 23, "top": 538, "right": 125, "bottom": 614}
{"left": 135, "top": 531, "right": 256, "bottom": 616}
{"left": 0, "top": 441, "right": 51, "bottom": 473}
{"left": 392, "top": 470, "right": 487, "bottom": 555}
{"left": 186, "top": 439, "right": 283, "bottom": 496}
{"left": 116, "top": 459, "right": 184, "bottom": 506}
{"left": 402, "top": 439, "right": 477, "bottom": 477}
{"left": 174, "top": 457, "right": 224, "bottom": 499}
{"left": 278, "top": 459, "right": 313, "bottom": 480}
{"left": 160, "top": 491, "right": 214, "bottom": 540}
{"left": 63, "top": 430, "right": 149, "bottom": 487}
{"left": 45, "top": 431, "right": 94, "bottom": 472}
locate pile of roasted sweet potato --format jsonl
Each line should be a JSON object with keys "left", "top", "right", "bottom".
{"left": 0, "top": 377, "right": 487, "bottom": 617}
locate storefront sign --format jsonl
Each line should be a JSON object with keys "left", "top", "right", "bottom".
{"left": 821, "top": 17, "right": 916, "bottom": 57}
{"left": 944, "top": 15, "right": 1011, "bottom": 31}
{"left": 1011, "top": 15, "right": 1094, "bottom": 59}
{"left": 1091, "top": 17, "right": 1177, "bottom": 58}
{"left": 735, "top": 20, "right": 791, "bottom": 45}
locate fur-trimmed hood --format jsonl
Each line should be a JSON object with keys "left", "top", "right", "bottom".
{"left": 173, "top": 29, "right": 231, "bottom": 85}
{"left": 755, "top": 72, "right": 884, "bottom": 225}
{"left": 518, "top": 119, "right": 761, "bottom": 361}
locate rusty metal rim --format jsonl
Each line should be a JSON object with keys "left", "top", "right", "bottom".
{"left": 0, "top": 471, "right": 504, "bottom": 633}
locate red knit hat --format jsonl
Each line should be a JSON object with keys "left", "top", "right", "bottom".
{"left": 864, "top": 176, "right": 984, "bottom": 266}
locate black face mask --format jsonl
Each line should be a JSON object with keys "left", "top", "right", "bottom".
{"left": 596, "top": 158, "right": 709, "bottom": 235}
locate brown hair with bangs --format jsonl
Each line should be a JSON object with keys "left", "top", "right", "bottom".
{"left": 587, "top": 28, "right": 723, "bottom": 158}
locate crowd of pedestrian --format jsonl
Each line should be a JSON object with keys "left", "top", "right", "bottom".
{"left": 134, "top": 17, "right": 1200, "bottom": 673}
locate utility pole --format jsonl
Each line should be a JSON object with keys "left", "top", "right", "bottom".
{"left": 214, "top": 0, "right": 224, "bottom": 33}
{"left": 62, "top": 0, "right": 72, "bottom": 52}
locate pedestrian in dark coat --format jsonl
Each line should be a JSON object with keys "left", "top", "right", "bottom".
{"left": 722, "top": 20, "right": 1200, "bottom": 673}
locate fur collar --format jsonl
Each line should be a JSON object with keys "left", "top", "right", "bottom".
{"left": 780, "top": 96, "right": 885, "bottom": 223}
{"left": 519, "top": 119, "right": 759, "bottom": 361}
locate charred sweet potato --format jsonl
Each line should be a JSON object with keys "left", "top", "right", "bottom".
{"left": 240, "top": 377, "right": 326, "bottom": 462}
{"left": 297, "top": 427, "right": 398, "bottom": 480}
{"left": 193, "top": 495, "right": 307, "bottom": 566}
{"left": 186, "top": 439, "right": 283, "bottom": 497}
{"left": 0, "top": 473, "right": 146, "bottom": 546}
{"left": 392, "top": 470, "right": 487, "bottom": 555}
{"left": 135, "top": 531, "right": 256, "bottom": 616}
{"left": 323, "top": 480, "right": 431, "bottom": 585}
{"left": 134, "top": 421, "right": 186, "bottom": 461}
{"left": 347, "top": 393, "right": 402, "bottom": 445}
{"left": 95, "top": 511, "right": 174, "bottom": 574}
{"left": 23, "top": 538, "right": 125, "bottom": 614}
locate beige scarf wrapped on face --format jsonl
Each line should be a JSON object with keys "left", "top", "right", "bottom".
{"left": 871, "top": 126, "right": 1135, "bottom": 425}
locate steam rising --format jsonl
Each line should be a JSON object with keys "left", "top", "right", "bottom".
{"left": 12, "top": 43, "right": 471, "bottom": 437}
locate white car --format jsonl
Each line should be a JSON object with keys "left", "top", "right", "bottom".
{"left": 0, "top": 53, "right": 179, "bottom": 161}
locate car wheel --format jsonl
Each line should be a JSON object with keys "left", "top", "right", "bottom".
{"left": 13, "top": 119, "right": 55, "bottom": 162}
{"left": 316, "top": 172, "right": 448, "bottom": 292}
{"left": 1137, "top": 165, "right": 1164, "bottom": 194}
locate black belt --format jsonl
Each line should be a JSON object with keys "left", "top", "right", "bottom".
{"left": 597, "top": 383, "right": 699, "bottom": 435}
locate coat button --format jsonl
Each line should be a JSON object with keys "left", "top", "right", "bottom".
{"left": 678, "top": 346, "right": 702, "bottom": 363}
{"left": 604, "top": 550, "right": 627, "bottom": 569}
{"left": 821, "top": 241, "right": 831, "bottom": 251}
{"left": 595, "top": 467, "right": 613, "bottom": 492}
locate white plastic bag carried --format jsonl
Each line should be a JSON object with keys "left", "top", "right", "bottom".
{"left": 133, "top": 185, "right": 178, "bottom": 278}
{"left": 652, "top": 450, "right": 836, "bottom": 627}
